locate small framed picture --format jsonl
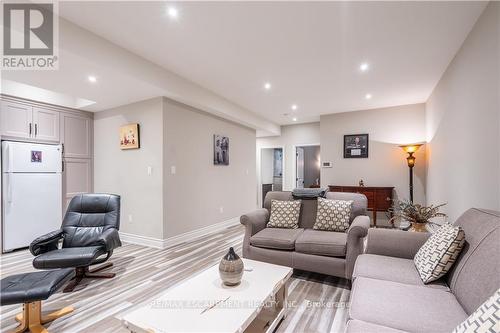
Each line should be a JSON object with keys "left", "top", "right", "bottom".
{"left": 214, "top": 134, "right": 229, "bottom": 165}
{"left": 344, "top": 134, "right": 369, "bottom": 158}
{"left": 120, "top": 123, "right": 140, "bottom": 150}
{"left": 31, "top": 150, "right": 42, "bottom": 163}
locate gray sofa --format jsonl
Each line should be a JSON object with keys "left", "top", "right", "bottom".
{"left": 347, "top": 208, "right": 500, "bottom": 333}
{"left": 240, "top": 191, "right": 370, "bottom": 279}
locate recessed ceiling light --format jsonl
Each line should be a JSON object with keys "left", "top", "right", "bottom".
{"left": 360, "top": 63, "right": 369, "bottom": 72}
{"left": 292, "top": 117, "right": 298, "bottom": 122}
{"left": 291, "top": 104, "right": 298, "bottom": 110}
{"left": 88, "top": 75, "right": 97, "bottom": 83}
{"left": 365, "top": 93, "right": 372, "bottom": 100}
{"left": 167, "top": 7, "right": 179, "bottom": 19}
{"left": 264, "top": 82, "right": 272, "bottom": 90}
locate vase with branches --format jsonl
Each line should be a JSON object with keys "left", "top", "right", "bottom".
{"left": 389, "top": 200, "right": 447, "bottom": 232}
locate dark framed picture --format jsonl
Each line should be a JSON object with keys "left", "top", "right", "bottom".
{"left": 344, "top": 134, "right": 369, "bottom": 158}
{"left": 214, "top": 134, "right": 229, "bottom": 165}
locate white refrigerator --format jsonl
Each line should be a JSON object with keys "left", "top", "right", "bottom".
{"left": 2, "top": 141, "right": 62, "bottom": 252}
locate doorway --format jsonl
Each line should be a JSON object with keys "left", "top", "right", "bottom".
{"left": 296, "top": 145, "right": 320, "bottom": 188}
{"left": 260, "top": 147, "right": 283, "bottom": 206}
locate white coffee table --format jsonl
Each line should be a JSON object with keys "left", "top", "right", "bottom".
{"left": 121, "top": 258, "right": 293, "bottom": 333}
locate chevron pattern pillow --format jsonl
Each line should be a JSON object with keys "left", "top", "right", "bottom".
{"left": 267, "top": 200, "right": 301, "bottom": 229}
{"left": 313, "top": 198, "right": 353, "bottom": 232}
{"left": 453, "top": 288, "right": 500, "bottom": 333}
{"left": 414, "top": 223, "right": 465, "bottom": 283}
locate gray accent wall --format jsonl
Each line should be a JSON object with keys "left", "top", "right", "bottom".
{"left": 162, "top": 98, "right": 256, "bottom": 238}
{"left": 426, "top": 2, "right": 500, "bottom": 222}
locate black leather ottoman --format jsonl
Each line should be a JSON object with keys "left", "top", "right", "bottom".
{"left": 1, "top": 269, "right": 75, "bottom": 333}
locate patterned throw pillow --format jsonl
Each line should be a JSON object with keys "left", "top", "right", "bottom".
{"left": 414, "top": 223, "right": 465, "bottom": 284}
{"left": 452, "top": 288, "right": 500, "bottom": 333}
{"left": 313, "top": 198, "right": 353, "bottom": 232}
{"left": 267, "top": 200, "right": 301, "bottom": 229}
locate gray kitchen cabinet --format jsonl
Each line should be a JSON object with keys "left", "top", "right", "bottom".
{"left": 0, "top": 100, "right": 33, "bottom": 139}
{"left": 1, "top": 100, "right": 60, "bottom": 142}
{"left": 32, "top": 107, "right": 60, "bottom": 142}
{"left": 62, "top": 158, "right": 92, "bottom": 211}
{"left": 60, "top": 112, "right": 92, "bottom": 159}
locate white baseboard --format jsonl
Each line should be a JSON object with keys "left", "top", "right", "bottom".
{"left": 119, "top": 217, "right": 240, "bottom": 250}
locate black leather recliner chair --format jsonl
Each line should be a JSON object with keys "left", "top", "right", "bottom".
{"left": 30, "top": 193, "right": 121, "bottom": 292}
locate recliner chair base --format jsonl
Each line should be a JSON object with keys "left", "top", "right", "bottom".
{"left": 63, "top": 262, "right": 115, "bottom": 293}
{"left": 13, "top": 301, "right": 74, "bottom": 333}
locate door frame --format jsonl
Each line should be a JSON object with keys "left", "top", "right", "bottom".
{"left": 257, "top": 146, "right": 285, "bottom": 208}
{"left": 292, "top": 143, "right": 320, "bottom": 189}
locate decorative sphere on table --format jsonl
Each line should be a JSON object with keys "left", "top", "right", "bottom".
{"left": 219, "top": 247, "right": 244, "bottom": 286}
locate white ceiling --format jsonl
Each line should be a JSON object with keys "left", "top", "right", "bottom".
{"left": 2, "top": 1, "right": 487, "bottom": 130}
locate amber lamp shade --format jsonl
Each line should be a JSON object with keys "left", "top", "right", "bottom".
{"left": 399, "top": 143, "right": 424, "bottom": 203}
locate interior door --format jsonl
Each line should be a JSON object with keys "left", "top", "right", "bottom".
{"left": 33, "top": 107, "right": 60, "bottom": 142}
{"left": 0, "top": 101, "right": 33, "bottom": 139}
{"left": 296, "top": 147, "right": 305, "bottom": 189}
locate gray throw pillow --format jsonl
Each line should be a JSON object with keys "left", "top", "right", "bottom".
{"left": 267, "top": 200, "right": 301, "bottom": 229}
{"left": 313, "top": 198, "right": 353, "bottom": 232}
{"left": 414, "top": 223, "right": 465, "bottom": 284}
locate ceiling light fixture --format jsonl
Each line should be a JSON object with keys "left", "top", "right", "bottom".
{"left": 360, "top": 63, "right": 369, "bottom": 72}
{"left": 292, "top": 117, "right": 298, "bottom": 122}
{"left": 167, "top": 7, "right": 179, "bottom": 19}
{"left": 365, "top": 93, "right": 372, "bottom": 100}
{"left": 88, "top": 76, "right": 97, "bottom": 83}
{"left": 291, "top": 104, "right": 298, "bottom": 110}
{"left": 264, "top": 82, "right": 272, "bottom": 90}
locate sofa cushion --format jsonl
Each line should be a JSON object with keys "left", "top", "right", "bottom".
{"left": 250, "top": 228, "right": 303, "bottom": 250}
{"left": 452, "top": 288, "right": 500, "bottom": 333}
{"left": 267, "top": 200, "right": 301, "bottom": 229}
{"left": 353, "top": 254, "right": 450, "bottom": 291}
{"left": 295, "top": 229, "right": 347, "bottom": 257}
{"left": 414, "top": 223, "right": 465, "bottom": 283}
{"left": 313, "top": 198, "right": 353, "bottom": 232}
{"left": 350, "top": 277, "right": 467, "bottom": 333}
{"left": 346, "top": 320, "right": 410, "bottom": 333}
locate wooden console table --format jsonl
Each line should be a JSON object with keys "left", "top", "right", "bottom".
{"left": 328, "top": 185, "right": 394, "bottom": 227}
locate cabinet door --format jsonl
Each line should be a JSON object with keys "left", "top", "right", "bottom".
{"left": 63, "top": 158, "right": 92, "bottom": 212}
{"left": 33, "top": 107, "right": 60, "bottom": 142}
{"left": 61, "top": 113, "right": 91, "bottom": 158}
{"left": 0, "top": 101, "right": 33, "bottom": 139}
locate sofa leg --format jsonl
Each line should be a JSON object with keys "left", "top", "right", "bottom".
{"left": 12, "top": 301, "right": 73, "bottom": 333}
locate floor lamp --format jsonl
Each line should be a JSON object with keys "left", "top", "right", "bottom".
{"left": 399, "top": 144, "right": 423, "bottom": 203}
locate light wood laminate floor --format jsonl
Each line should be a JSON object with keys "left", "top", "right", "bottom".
{"left": 0, "top": 225, "right": 350, "bottom": 333}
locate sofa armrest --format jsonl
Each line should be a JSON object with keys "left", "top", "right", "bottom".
{"left": 29, "top": 229, "right": 64, "bottom": 256}
{"left": 96, "top": 228, "right": 122, "bottom": 251}
{"left": 240, "top": 209, "right": 269, "bottom": 236}
{"left": 345, "top": 215, "right": 370, "bottom": 279}
{"left": 240, "top": 208, "right": 269, "bottom": 258}
{"left": 366, "top": 229, "right": 430, "bottom": 259}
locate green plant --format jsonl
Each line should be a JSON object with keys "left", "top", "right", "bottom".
{"left": 389, "top": 200, "right": 447, "bottom": 226}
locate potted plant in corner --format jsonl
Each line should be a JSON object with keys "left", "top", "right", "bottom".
{"left": 389, "top": 200, "right": 447, "bottom": 232}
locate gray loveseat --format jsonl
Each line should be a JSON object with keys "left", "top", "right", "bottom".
{"left": 240, "top": 191, "right": 370, "bottom": 279}
{"left": 347, "top": 208, "right": 500, "bottom": 333}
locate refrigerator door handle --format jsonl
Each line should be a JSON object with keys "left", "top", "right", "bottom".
{"left": 6, "top": 173, "right": 13, "bottom": 203}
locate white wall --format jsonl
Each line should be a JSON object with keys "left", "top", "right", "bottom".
{"left": 320, "top": 104, "right": 427, "bottom": 225}
{"left": 257, "top": 123, "right": 321, "bottom": 196}
{"left": 94, "top": 97, "right": 165, "bottom": 238}
{"left": 260, "top": 148, "right": 275, "bottom": 184}
{"left": 162, "top": 98, "right": 257, "bottom": 238}
{"left": 426, "top": 2, "right": 500, "bottom": 222}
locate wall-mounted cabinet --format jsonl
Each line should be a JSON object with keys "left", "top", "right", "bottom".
{"left": 1, "top": 96, "right": 93, "bottom": 216}
{"left": 0, "top": 101, "right": 60, "bottom": 142}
